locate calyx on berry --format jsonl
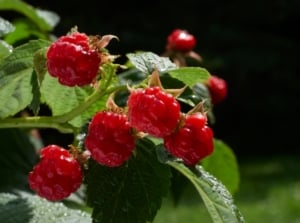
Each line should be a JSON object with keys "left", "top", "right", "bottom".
{"left": 46, "top": 31, "right": 101, "bottom": 86}
{"left": 46, "top": 30, "right": 118, "bottom": 87}
{"left": 127, "top": 70, "right": 184, "bottom": 138}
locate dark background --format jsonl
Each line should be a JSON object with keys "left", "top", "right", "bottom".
{"left": 25, "top": 0, "right": 300, "bottom": 157}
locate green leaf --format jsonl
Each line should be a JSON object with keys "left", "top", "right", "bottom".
{"left": 29, "top": 46, "right": 47, "bottom": 115}
{"left": 0, "top": 0, "right": 59, "bottom": 31}
{"left": 0, "top": 39, "right": 50, "bottom": 118}
{"left": 33, "top": 46, "right": 47, "bottom": 85}
{"left": 86, "top": 138, "right": 171, "bottom": 223}
{"left": 117, "top": 67, "right": 147, "bottom": 85}
{"left": 35, "top": 8, "right": 60, "bottom": 29}
{"left": 28, "top": 71, "right": 40, "bottom": 115}
{"left": 201, "top": 139, "right": 240, "bottom": 194}
{"left": 0, "top": 192, "right": 91, "bottom": 223}
{"left": 168, "top": 67, "right": 211, "bottom": 88}
{"left": 175, "top": 81, "right": 212, "bottom": 109}
{"left": 40, "top": 74, "right": 107, "bottom": 128}
{"left": 0, "top": 39, "right": 12, "bottom": 59}
{"left": 0, "top": 128, "right": 38, "bottom": 193}
{"left": 157, "top": 146, "right": 245, "bottom": 223}
{"left": 192, "top": 82, "right": 215, "bottom": 123}
{"left": 126, "top": 52, "right": 177, "bottom": 74}
{"left": 0, "top": 16, "right": 14, "bottom": 37}
{"left": 4, "top": 19, "right": 49, "bottom": 45}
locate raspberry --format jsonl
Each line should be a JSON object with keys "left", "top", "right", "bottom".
{"left": 46, "top": 32, "right": 101, "bottom": 86}
{"left": 207, "top": 75, "right": 228, "bottom": 104}
{"left": 166, "top": 29, "right": 196, "bottom": 52}
{"left": 28, "top": 145, "right": 83, "bottom": 201}
{"left": 84, "top": 111, "right": 136, "bottom": 167}
{"left": 163, "top": 113, "right": 214, "bottom": 166}
{"left": 127, "top": 86, "right": 181, "bottom": 138}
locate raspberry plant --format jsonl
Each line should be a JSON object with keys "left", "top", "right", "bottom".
{"left": 0, "top": 1, "right": 244, "bottom": 223}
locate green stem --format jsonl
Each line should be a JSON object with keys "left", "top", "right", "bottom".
{"left": 0, "top": 85, "right": 127, "bottom": 133}
{"left": 0, "top": 116, "right": 75, "bottom": 133}
{"left": 52, "top": 64, "right": 121, "bottom": 123}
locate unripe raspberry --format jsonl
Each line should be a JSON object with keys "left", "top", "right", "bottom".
{"left": 167, "top": 29, "right": 196, "bottom": 52}
{"left": 46, "top": 32, "right": 101, "bottom": 86}
{"left": 127, "top": 86, "right": 181, "bottom": 138}
{"left": 207, "top": 75, "right": 228, "bottom": 104}
{"left": 163, "top": 113, "right": 214, "bottom": 166}
{"left": 28, "top": 145, "right": 83, "bottom": 201}
{"left": 84, "top": 111, "right": 136, "bottom": 167}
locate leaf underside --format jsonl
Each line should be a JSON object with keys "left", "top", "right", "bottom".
{"left": 157, "top": 145, "right": 245, "bottom": 223}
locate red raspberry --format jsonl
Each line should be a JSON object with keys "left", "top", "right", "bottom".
{"left": 46, "top": 32, "right": 101, "bottom": 86}
{"left": 163, "top": 113, "right": 214, "bottom": 166}
{"left": 84, "top": 111, "right": 136, "bottom": 167}
{"left": 28, "top": 145, "right": 83, "bottom": 201}
{"left": 127, "top": 86, "right": 181, "bottom": 138}
{"left": 167, "top": 29, "right": 196, "bottom": 52}
{"left": 207, "top": 75, "right": 228, "bottom": 104}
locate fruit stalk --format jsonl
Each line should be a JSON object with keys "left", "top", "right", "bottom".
{"left": 0, "top": 116, "right": 75, "bottom": 133}
{"left": 0, "top": 84, "right": 127, "bottom": 133}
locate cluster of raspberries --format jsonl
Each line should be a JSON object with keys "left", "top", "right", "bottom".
{"left": 28, "top": 30, "right": 224, "bottom": 201}
{"left": 28, "top": 85, "right": 214, "bottom": 201}
{"left": 84, "top": 86, "right": 214, "bottom": 168}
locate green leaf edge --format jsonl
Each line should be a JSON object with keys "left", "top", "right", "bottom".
{"left": 0, "top": 0, "right": 58, "bottom": 31}
{"left": 166, "top": 161, "right": 245, "bottom": 223}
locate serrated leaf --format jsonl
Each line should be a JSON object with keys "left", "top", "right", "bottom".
{"left": 33, "top": 46, "right": 47, "bottom": 85}
{"left": 157, "top": 146, "right": 245, "bottom": 223}
{"left": 0, "top": 16, "right": 14, "bottom": 37}
{"left": 168, "top": 67, "right": 210, "bottom": 88}
{"left": 126, "top": 52, "right": 177, "bottom": 74}
{"left": 0, "top": 0, "right": 59, "bottom": 31}
{"left": 201, "top": 139, "right": 240, "bottom": 194}
{"left": 86, "top": 138, "right": 171, "bottom": 223}
{"left": 0, "top": 192, "right": 91, "bottom": 223}
{"left": 0, "top": 39, "right": 50, "bottom": 118}
{"left": 40, "top": 74, "right": 107, "bottom": 128}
